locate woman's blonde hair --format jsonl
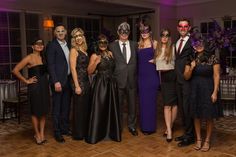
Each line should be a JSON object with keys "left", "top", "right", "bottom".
{"left": 155, "top": 29, "right": 173, "bottom": 64}
{"left": 71, "top": 28, "right": 87, "bottom": 52}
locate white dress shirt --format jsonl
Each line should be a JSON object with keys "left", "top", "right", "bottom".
{"left": 57, "top": 39, "right": 70, "bottom": 74}
{"left": 119, "top": 40, "right": 131, "bottom": 64}
{"left": 175, "top": 35, "right": 190, "bottom": 54}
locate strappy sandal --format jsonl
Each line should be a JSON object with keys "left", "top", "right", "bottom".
{"left": 201, "top": 141, "right": 210, "bottom": 152}
{"left": 34, "top": 135, "right": 42, "bottom": 145}
{"left": 193, "top": 139, "right": 202, "bottom": 151}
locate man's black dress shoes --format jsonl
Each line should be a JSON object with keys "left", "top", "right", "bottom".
{"left": 177, "top": 138, "right": 195, "bottom": 147}
{"left": 55, "top": 135, "right": 65, "bottom": 143}
{"left": 62, "top": 130, "right": 72, "bottom": 136}
{"left": 129, "top": 128, "right": 138, "bottom": 136}
{"left": 175, "top": 135, "right": 186, "bottom": 141}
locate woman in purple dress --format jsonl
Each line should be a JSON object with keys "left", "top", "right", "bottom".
{"left": 137, "top": 24, "right": 160, "bottom": 135}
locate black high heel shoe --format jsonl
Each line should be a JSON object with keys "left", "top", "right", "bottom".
{"left": 166, "top": 133, "right": 173, "bottom": 143}
{"left": 166, "top": 137, "right": 173, "bottom": 142}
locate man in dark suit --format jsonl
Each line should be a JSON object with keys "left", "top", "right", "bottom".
{"left": 109, "top": 22, "right": 138, "bottom": 136}
{"left": 46, "top": 24, "right": 72, "bottom": 143}
{"left": 174, "top": 19, "right": 195, "bottom": 147}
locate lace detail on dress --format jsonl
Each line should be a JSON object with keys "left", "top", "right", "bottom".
{"left": 195, "top": 54, "right": 219, "bottom": 66}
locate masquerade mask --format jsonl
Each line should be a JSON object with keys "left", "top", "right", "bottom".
{"left": 74, "top": 34, "right": 83, "bottom": 39}
{"left": 178, "top": 24, "right": 190, "bottom": 31}
{"left": 191, "top": 40, "right": 204, "bottom": 48}
{"left": 98, "top": 39, "right": 108, "bottom": 47}
{"left": 33, "top": 40, "right": 44, "bottom": 46}
{"left": 140, "top": 25, "right": 150, "bottom": 34}
{"left": 118, "top": 29, "right": 130, "bottom": 35}
{"left": 55, "top": 30, "right": 66, "bottom": 34}
{"left": 160, "top": 33, "right": 170, "bottom": 38}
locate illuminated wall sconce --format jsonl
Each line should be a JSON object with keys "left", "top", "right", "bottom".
{"left": 43, "top": 19, "right": 54, "bottom": 28}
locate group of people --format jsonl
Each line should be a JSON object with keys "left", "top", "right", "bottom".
{"left": 12, "top": 18, "right": 223, "bottom": 152}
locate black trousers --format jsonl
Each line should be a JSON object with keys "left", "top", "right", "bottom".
{"left": 51, "top": 80, "right": 72, "bottom": 136}
{"left": 176, "top": 82, "right": 195, "bottom": 139}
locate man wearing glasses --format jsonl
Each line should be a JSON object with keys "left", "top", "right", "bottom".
{"left": 174, "top": 19, "right": 195, "bottom": 147}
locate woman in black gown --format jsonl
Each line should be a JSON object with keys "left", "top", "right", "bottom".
{"left": 70, "top": 28, "right": 90, "bottom": 140}
{"left": 12, "top": 38, "right": 50, "bottom": 145}
{"left": 184, "top": 35, "right": 223, "bottom": 151}
{"left": 86, "top": 34, "right": 121, "bottom": 144}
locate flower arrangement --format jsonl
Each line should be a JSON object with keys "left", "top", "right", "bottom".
{"left": 206, "top": 19, "right": 236, "bottom": 52}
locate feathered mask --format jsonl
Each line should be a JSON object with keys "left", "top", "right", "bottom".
{"left": 139, "top": 22, "right": 151, "bottom": 34}
{"left": 190, "top": 27, "right": 205, "bottom": 47}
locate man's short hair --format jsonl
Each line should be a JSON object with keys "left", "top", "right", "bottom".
{"left": 177, "top": 18, "right": 191, "bottom": 25}
{"left": 54, "top": 23, "right": 66, "bottom": 30}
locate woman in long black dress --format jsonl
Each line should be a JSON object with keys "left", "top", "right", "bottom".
{"left": 86, "top": 34, "right": 121, "bottom": 144}
{"left": 70, "top": 28, "right": 90, "bottom": 140}
{"left": 184, "top": 36, "right": 223, "bottom": 151}
{"left": 12, "top": 38, "right": 50, "bottom": 145}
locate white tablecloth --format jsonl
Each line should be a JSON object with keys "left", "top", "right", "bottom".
{"left": 0, "top": 80, "right": 17, "bottom": 119}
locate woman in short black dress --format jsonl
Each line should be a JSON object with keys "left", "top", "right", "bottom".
{"left": 184, "top": 37, "right": 223, "bottom": 151}
{"left": 155, "top": 29, "right": 177, "bottom": 142}
{"left": 12, "top": 38, "right": 50, "bottom": 144}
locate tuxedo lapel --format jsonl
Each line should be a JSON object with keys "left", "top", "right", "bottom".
{"left": 176, "top": 39, "right": 191, "bottom": 58}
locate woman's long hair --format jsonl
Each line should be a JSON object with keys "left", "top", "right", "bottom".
{"left": 155, "top": 29, "right": 173, "bottom": 64}
{"left": 71, "top": 28, "right": 87, "bottom": 52}
{"left": 138, "top": 25, "right": 153, "bottom": 49}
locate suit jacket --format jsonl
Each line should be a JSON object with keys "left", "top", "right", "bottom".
{"left": 175, "top": 38, "right": 194, "bottom": 84}
{"left": 109, "top": 40, "right": 138, "bottom": 89}
{"left": 46, "top": 38, "right": 70, "bottom": 87}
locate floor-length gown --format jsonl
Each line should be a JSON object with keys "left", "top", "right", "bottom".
{"left": 72, "top": 51, "right": 90, "bottom": 140}
{"left": 28, "top": 64, "right": 50, "bottom": 117}
{"left": 86, "top": 55, "right": 121, "bottom": 144}
{"left": 138, "top": 47, "right": 160, "bottom": 133}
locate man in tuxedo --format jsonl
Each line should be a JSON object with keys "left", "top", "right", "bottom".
{"left": 109, "top": 22, "right": 138, "bottom": 136}
{"left": 46, "top": 24, "right": 72, "bottom": 143}
{"left": 174, "top": 19, "right": 195, "bottom": 147}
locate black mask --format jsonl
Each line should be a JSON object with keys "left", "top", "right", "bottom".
{"left": 118, "top": 29, "right": 130, "bottom": 35}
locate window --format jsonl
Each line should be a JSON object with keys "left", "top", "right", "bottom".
{"left": 67, "top": 16, "right": 100, "bottom": 55}
{"left": 224, "top": 20, "right": 236, "bottom": 29}
{"left": 0, "top": 11, "right": 21, "bottom": 79}
{"left": 25, "top": 13, "right": 40, "bottom": 53}
{"left": 0, "top": 11, "right": 40, "bottom": 79}
{"left": 200, "top": 21, "right": 214, "bottom": 35}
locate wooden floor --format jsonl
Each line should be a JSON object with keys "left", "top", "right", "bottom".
{"left": 1, "top": 113, "right": 236, "bottom": 157}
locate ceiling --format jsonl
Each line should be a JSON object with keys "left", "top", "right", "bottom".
{"left": 0, "top": 0, "right": 217, "bottom": 16}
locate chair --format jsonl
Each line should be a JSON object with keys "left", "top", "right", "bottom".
{"left": 2, "top": 79, "right": 28, "bottom": 123}
{"left": 220, "top": 76, "right": 236, "bottom": 116}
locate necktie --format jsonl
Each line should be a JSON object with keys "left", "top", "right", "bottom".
{"left": 177, "top": 39, "right": 184, "bottom": 54}
{"left": 122, "top": 42, "right": 127, "bottom": 62}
